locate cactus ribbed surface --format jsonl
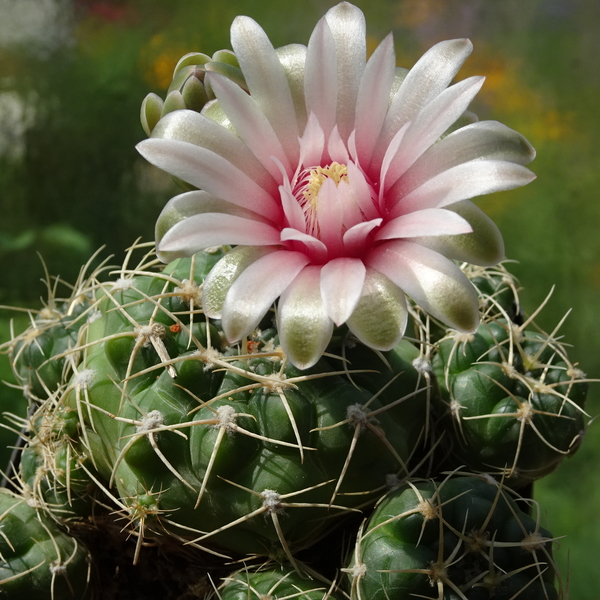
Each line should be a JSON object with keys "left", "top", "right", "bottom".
{"left": 0, "top": 488, "right": 91, "bottom": 599}
{"left": 1, "top": 242, "right": 589, "bottom": 599}
{"left": 347, "top": 474, "right": 559, "bottom": 600}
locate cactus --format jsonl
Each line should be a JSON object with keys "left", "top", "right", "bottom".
{"left": 0, "top": 242, "right": 589, "bottom": 599}
{"left": 431, "top": 264, "right": 589, "bottom": 489}
{"left": 0, "top": 487, "right": 91, "bottom": 599}
{"left": 51, "top": 244, "right": 430, "bottom": 564}
{"left": 218, "top": 564, "right": 343, "bottom": 600}
{"left": 346, "top": 473, "right": 560, "bottom": 600}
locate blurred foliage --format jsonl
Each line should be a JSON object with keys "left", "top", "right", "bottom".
{"left": 0, "top": 0, "right": 599, "bottom": 598}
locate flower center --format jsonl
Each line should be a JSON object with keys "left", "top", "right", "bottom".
{"left": 302, "top": 162, "right": 348, "bottom": 207}
{"left": 294, "top": 161, "right": 349, "bottom": 237}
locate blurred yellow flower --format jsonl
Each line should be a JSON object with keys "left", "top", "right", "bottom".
{"left": 140, "top": 33, "right": 190, "bottom": 90}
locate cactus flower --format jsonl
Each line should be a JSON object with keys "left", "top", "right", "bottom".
{"left": 137, "top": 2, "right": 535, "bottom": 368}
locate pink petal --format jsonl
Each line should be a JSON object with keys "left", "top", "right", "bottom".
{"left": 277, "top": 266, "right": 333, "bottom": 369}
{"left": 305, "top": 16, "right": 337, "bottom": 137}
{"left": 231, "top": 16, "right": 300, "bottom": 163}
{"left": 221, "top": 250, "right": 311, "bottom": 342}
{"left": 136, "top": 138, "right": 281, "bottom": 219}
{"left": 371, "top": 39, "right": 473, "bottom": 168}
{"left": 346, "top": 161, "right": 379, "bottom": 221}
{"left": 374, "top": 208, "right": 472, "bottom": 241}
{"left": 390, "top": 159, "right": 536, "bottom": 216}
{"left": 343, "top": 218, "right": 383, "bottom": 255}
{"left": 320, "top": 257, "right": 366, "bottom": 326}
{"left": 354, "top": 33, "right": 396, "bottom": 160}
{"left": 383, "top": 76, "right": 485, "bottom": 192}
{"left": 159, "top": 213, "right": 281, "bottom": 255}
{"left": 280, "top": 228, "right": 328, "bottom": 262}
{"left": 324, "top": 2, "right": 366, "bottom": 141}
{"left": 298, "top": 113, "right": 325, "bottom": 168}
{"left": 279, "top": 186, "right": 307, "bottom": 232}
{"left": 152, "top": 109, "right": 277, "bottom": 196}
{"left": 315, "top": 177, "right": 344, "bottom": 253}
{"left": 327, "top": 125, "right": 350, "bottom": 164}
{"left": 207, "top": 73, "right": 292, "bottom": 179}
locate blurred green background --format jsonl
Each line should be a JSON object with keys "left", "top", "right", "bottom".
{"left": 0, "top": 0, "right": 598, "bottom": 597}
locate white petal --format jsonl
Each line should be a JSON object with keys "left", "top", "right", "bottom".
{"left": 324, "top": 1, "right": 366, "bottom": 141}
{"left": 320, "top": 257, "right": 366, "bottom": 326}
{"left": 391, "top": 159, "right": 536, "bottom": 216}
{"left": 367, "top": 240, "right": 479, "bottom": 332}
{"left": 207, "top": 73, "right": 292, "bottom": 179}
{"left": 354, "top": 33, "right": 396, "bottom": 160}
{"left": 412, "top": 200, "right": 504, "bottom": 266}
{"left": 383, "top": 76, "right": 485, "bottom": 191}
{"left": 374, "top": 208, "right": 472, "bottom": 241}
{"left": 280, "top": 228, "right": 328, "bottom": 262}
{"left": 277, "top": 266, "right": 333, "bottom": 369}
{"left": 151, "top": 109, "right": 277, "bottom": 196}
{"left": 346, "top": 268, "right": 408, "bottom": 350}
{"left": 372, "top": 38, "right": 473, "bottom": 169}
{"left": 136, "top": 138, "right": 281, "bottom": 219}
{"left": 305, "top": 16, "right": 337, "bottom": 136}
{"left": 298, "top": 112, "right": 325, "bottom": 168}
{"left": 346, "top": 161, "right": 379, "bottom": 221}
{"left": 203, "top": 246, "right": 277, "bottom": 318}
{"left": 402, "top": 121, "right": 535, "bottom": 191}
{"left": 391, "top": 120, "right": 536, "bottom": 201}
{"left": 327, "top": 125, "right": 350, "bottom": 164}
{"left": 231, "top": 16, "right": 300, "bottom": 163}
{"left": 159, "top": 213, "right": 281, "bottom": 255}
{"left": 343, "top": 218, "right": 383, "bottom": 255}
{"left": 221, "top": 250, "right": 310, "bottom": 342}
{"left": 155, "top": 191, "right": 272, "bottom": 262}
{"left": 276, "top": 44, "right": 309, "bottom": 133}
{"left": 279, "top": 186, "right": 307, "bottom": 232}
{"left": 315, "top": 177, "right": 344, "bottom": 252}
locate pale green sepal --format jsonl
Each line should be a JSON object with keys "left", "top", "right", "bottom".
{"left": 277, "top": 266, "right": 333, "bottom": 369}
{"left": 212, "top": 49, "right": 240, "bottom": 68}
{"left": 202, "top": 246, "right": 276, "bottom": 318}
{"left": 346, "top": 269, "right": 408, "bottom": 350}
{"left": 204, "top": 61, "right": 248, "bottom": 96}
{"left": 161, "top": 90, "right": 187, "bottom": 117}
{"left": 140, "top": 92, "right": 164, "bottom": 136}
{"left": 414, "top": 200, "right": 504, "bottom": 266}
{"left": 201, "top": 100, "right": 236, "bottom": 132}
{"left": 168, "top": 65, "right": 197, "bottom": 94}
{"left": 181, "top": 75, "right": 209, "bottom": 112}
{"left": 173, "top": 52, "right": 211, "bottom": 77}
{"left": 420, "top": 266, "right": 480, "bottom": 332}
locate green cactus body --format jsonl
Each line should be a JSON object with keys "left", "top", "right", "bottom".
{"left": 432, "top": 315, "right": 587, "bottom": 488}
{"left": 347, "top": 475, "right": 558, "bottom": 600}
{"left": 219, "top": 565, "right": 343, "bottom": 600}
{"left": 9, "top": 300, "right": 89, "bottom": 401}
{"left": 0, "top": 488, "right": 91, "bottom": 599}
{"left": 58, "top": 249, "right": 430, "bottom": 560}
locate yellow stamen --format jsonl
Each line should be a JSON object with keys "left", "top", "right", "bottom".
{"left": 302, "top": 162, "right": 349, "bottom": 208}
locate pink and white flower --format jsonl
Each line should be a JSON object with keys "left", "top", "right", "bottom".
{"left": 137, "top": 2, "right": 535, "bottom": 369}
